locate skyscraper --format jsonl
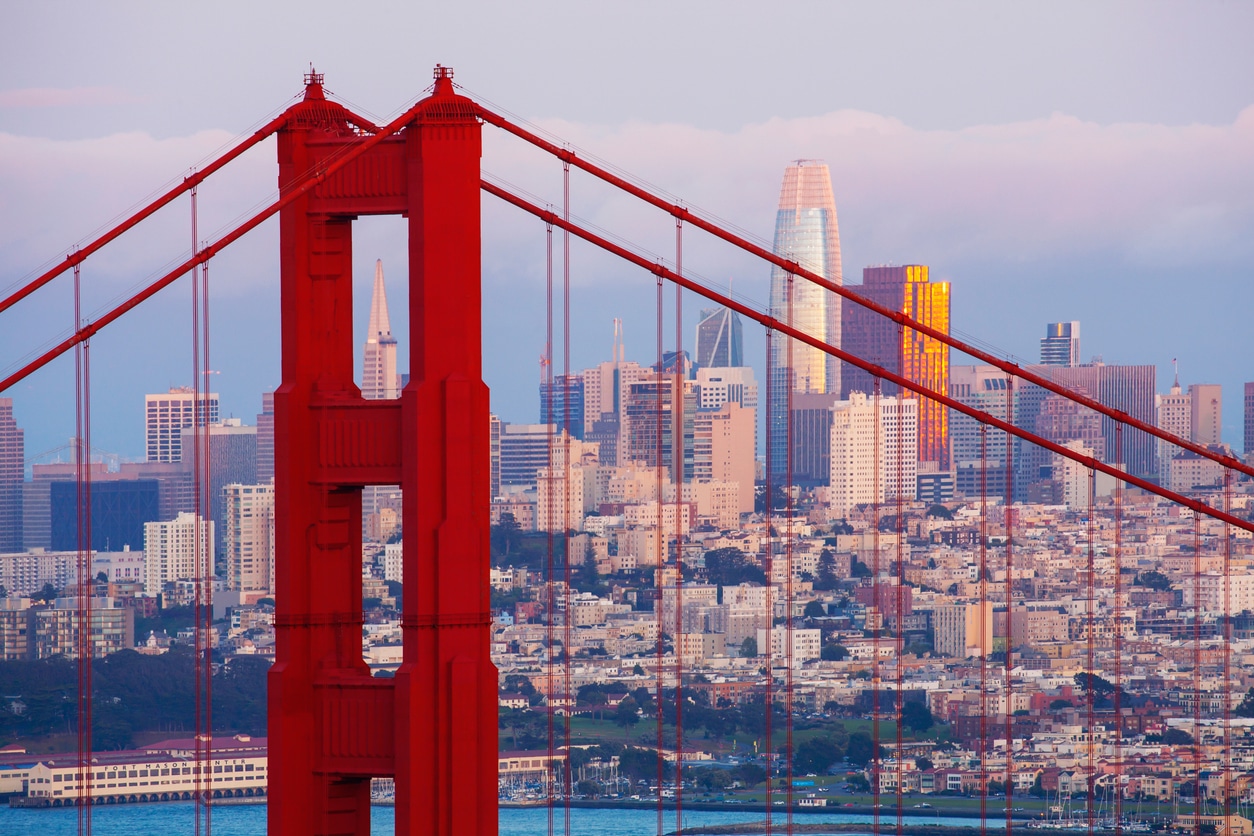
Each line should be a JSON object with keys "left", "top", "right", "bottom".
{"left": 1156, "top": 367, "right": 1190, "bottom": 488}
{"left": 695, "top": 306, "right": 744, "bottom": 368}
{"left": 827, "top": 393, "right": 918, "bottom": 517}
{"left": 223, "top": 482, "right": 275, "bottom": 595}
{"left": 0, "top": 399, "right": 22, "bottom": 552}
{"left": 180, "top": 419, "right": 257, "bottom": 553}
{"left": 691, "top": 402, "right": 756, "bottom": 514}
{"left": 1040, "top": 322, "right": 1081, "bottom": 367}
{"left": 948, "top": 365, "right": 1015, "bottom": 498}
{"left": 623, "top": 377, "right": 697, "bottom": 483}
{"left": 1189, "top": 383, "right": 1222, "bottom": 445}
{"left": 842, "top": 265, "right": 951, "bottom": 467}
{"left": 767, "top": 161, "right": 842, "bottom": 479}
{"left": 362, "top": 259, "right": 399, "bottom": 400}
{"left": 1015, "top": 362, "right": 1157, "bottom": 483}
{"left": 361, "top": 261, "right": 400, "bottom": 528}
{"left": 256, "top": 391, "right": 275, "bottom": 484}
{"left": 143, "top": 511, "right": 214, "bottom": 597}
{"left": 145, "top": 387, "right": 219, "bottom": 463}
{"left": 539, "top": 374, "right": 586, "bottom": 440}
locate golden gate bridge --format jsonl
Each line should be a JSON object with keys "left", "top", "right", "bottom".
{"left": 2, "top": 66, "right": 1251, "bottom": 836}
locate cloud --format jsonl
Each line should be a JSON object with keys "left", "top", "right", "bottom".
{"left": 0, "top": 87, "right": 146, "bottom": 108}
{"left": 481, "top": 105, "right": 1254, "bottom": 283}
{"left": 1, "top": 103, "right": 1252, "bottom": 457}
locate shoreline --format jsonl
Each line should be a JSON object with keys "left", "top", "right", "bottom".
{"left": 500, "top": 798, "right": 1036, "bottom": 820}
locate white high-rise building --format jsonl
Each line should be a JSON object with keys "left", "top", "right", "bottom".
{"left": 695, "top": 367, "right": 758, "bottom": 412}
{"left": 143, "top": 512, "right": 213, "bottom": 598}
{"left": 362, "top": 259, "right": 399, "bottom": 401}
{"left": 828, "top": 393, "right": 918, "bottom": 517}
{"left": 1156, "top": 368, "right": 1191, "bottom": 489}
{"left": 145, "top": 387, "right": 219, "bottom": 463}
{"left": 223, "top": 483, "right": 275, "bottom": 594}
{"left": 362, "top": 260, "right": 400, "bottom": 526}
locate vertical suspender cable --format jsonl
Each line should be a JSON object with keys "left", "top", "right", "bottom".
{"left": 763, "top": 329, "right": 774, "bottom": 836}
{"left": 1192, "top": 510, "right": 1202, "bottom": 836}
{"left": 673, "top": 217, "right": 685, "bottom": 835}
{"left": 784, "top": 272, "right": 795, "bottom": 834}
{"left": 654, "top": 265, "right": 665, "bottom": 836}
{"left": 83, "top": 337, "right": 93, "bottom": 827}
{"left": 979, "top": 424, "right": 989, "bottom": 835}
{"left": 544, "top": 219, "right": 556, "bottom": 836}
{"left": 1113, "top": 424, "right": 1124, "bottom": 835}
{"left": 73, "top": 256, "right": 92, "bottom": 835}
{"left": 1223, "top": 467, "right": 1233, "bottom": 822}
{"left": 894, "top": 323, "right": 905, "bottom": 836}
{"left": 1086, "top": 467, "right": 1097, "bottom": 836}
{"left": 872, "top": 376, "right": 882, "bottom": 835}
{"left": 1004, "top": 382, "right": 1015, "bottom": 835}
{"left": 190, "top": 183, "right": 207, "bottom": 836}
{"left": 561, "top": 160, "right": 573, "bottom": 836}
{"left": 200, "top": 251, "right": 213, "bottom": 836}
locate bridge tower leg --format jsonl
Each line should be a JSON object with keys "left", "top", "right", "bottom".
{"left": 269, "top": 68, "right": 497, "bottom": 836}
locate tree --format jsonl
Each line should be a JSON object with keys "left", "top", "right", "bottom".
{"left": 614, "top": 696, "right": 640, "bottom": 728}
{"left": 821, "top": 642, "right": 849, "bottom": 661}
{"left": 1049, "top": 698, "right": 1072, "bottom": 711}
{"left": 1134, "top": 570, "right": 1172, "bottom": 591}
{"left": 1235, "top": 687, "right": 1254, "bottom": 718}
{"left": 619, "top": 747, "right": 670, "bottom": 782}
{"left": 1162, "top": 727, "right": 1194, "bottom": 746}
{"left": 814, "top": 549, "right": 839, "bottom": 591}
{"left": 731, "top": 763, "right": 766, "bottom": 788}
{"left": 632, "top": 663, "right": 645, "bottom": 676}
{"left": 804, "top": 600, "right": 826, "bottom": 619}
{"left": 490, "top": 513, "right": 523, "bottom": 559}
{"left": 851, "top": 560, "right": 872, "bottom": 579}
{"left": 503, "top": 673, "right": 537, "bottom": 696}
{"left": 846, "top": 773, "right": 871, "bottom": 792}
{"left": 1074, "top": 672, "right": 1118, "bottom": 701}
{"left": 795, "top": 735, "right": 843, "bottom": 774}
{"left": 926, "top": 504, "right": 953, "bottom": 520}
{"left": 846, "top": 731, "right": 878, "bottom": 767}
{"left": 704, "top": 548, "right": 765, "bottom": 587}
{"left": 915, "top": 756, "right": 933, "bottom": 771}
{"left": 901, "top": 700, "right": 934, "bottom": 733}
{"left": 831, "top": 520, "right": 854, "bottom": 536}
{"left": 740, "top": 636, "right": 758, "bottom": 658}
{"left": 694, "top": 767, "right": 732, "bottom": 791}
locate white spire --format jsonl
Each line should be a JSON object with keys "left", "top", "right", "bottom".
{"left": 367, "top": 259, "right": 392, "bottom": 343}
{"left": 362, "top": 259, "right": 398, "bottom": 400}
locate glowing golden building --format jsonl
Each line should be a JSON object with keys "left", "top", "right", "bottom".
{"left": 841, "top": 265, "right": 950, "bottom": 467}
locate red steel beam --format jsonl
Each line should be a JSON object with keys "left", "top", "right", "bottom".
{"left": 478, "top": 107, "right": 1254, "bottom": 481}
{"left": 0, "top": 99, "right": 419, "bottom": 397}
{"left": 481, "top": 178, "right": 1254, "bottom": 535}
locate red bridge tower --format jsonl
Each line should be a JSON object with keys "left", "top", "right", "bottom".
{"left": 269, "top": 68, "right": 497, "bottom": 836}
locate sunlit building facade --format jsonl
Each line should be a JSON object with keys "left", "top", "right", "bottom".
{"left": 767, "top": 161, "right": 842, "bottom": 480}
{"left": 842, "top": 265, "right": 950, "bottom": 467}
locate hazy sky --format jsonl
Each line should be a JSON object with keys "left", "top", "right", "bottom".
{"left": 2, "top": 2, "right": 1252, "bottom": 462}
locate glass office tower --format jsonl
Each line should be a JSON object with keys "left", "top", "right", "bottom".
{"left": 767, "top": 161, "right": 842, "bottom": 481}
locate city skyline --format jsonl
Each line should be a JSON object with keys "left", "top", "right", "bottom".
{"left": 1, "top": 7, "right": 1252, "bottom": 829}
{"left": 1, "top": 6, "right": 1251, "bottom": 465}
